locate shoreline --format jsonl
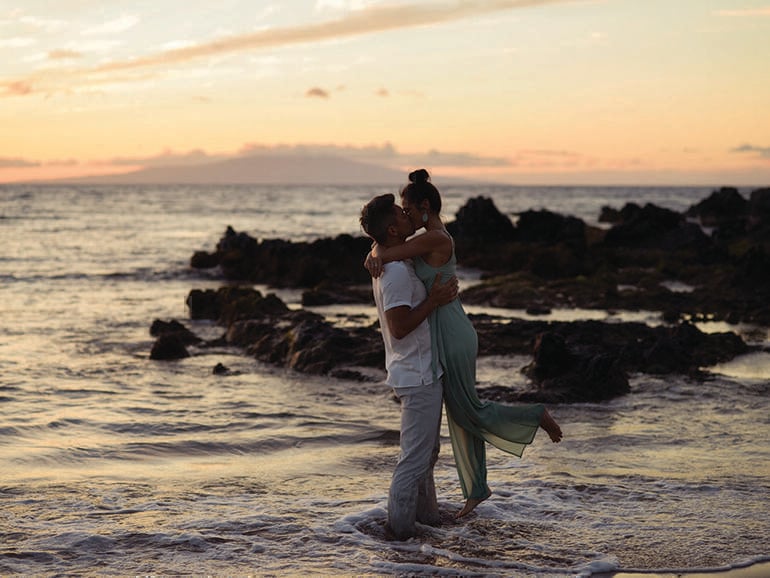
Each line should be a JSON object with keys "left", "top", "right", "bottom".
{"left": 595, "top": 560, "right": 770, "bottom": 578}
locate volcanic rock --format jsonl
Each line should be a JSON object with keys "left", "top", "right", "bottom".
{"left": 190, "top": 226, "right": 372, "bottom": 288}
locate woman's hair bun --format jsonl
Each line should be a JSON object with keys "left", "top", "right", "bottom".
{"left": 408, "top": 168, "right": 430, "bottom": 184}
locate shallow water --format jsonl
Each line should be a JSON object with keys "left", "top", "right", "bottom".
{"left": 1, "top": 184, "right": 768, "bottom": 576}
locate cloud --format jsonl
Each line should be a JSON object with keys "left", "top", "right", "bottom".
{"left": 229, "top": 143, "right": 622, "bottom": 173}
{"left": 412, "top": 149, "right": 511, "bottom": 167}
{"left": 375, "top": 87, "right": 389, "bottom": 97}
{"left": 731, "top": 144, "right": 770, "bottom": 159}
{"left": 306, "top": 87, "right": 330, "bottom": 98}
{"left": 315, "top": 0, "right": 379, "bottom": 12}
{"left": 82, "top": 14, "right": 140, "bottom": 36}
{"left": 236, "top": 141, "right": 510, "bottom": 168}
{"left": 0, "top": 157, "right": 40, "bottom": 168}
{"left": 504, "top": 148, "right": 593, "bottom": 169}
{"left": 316, "top": 0, "right": 353, "bottom": 10}
{"left": 3, "top": 81, "right": 33, "bottom": 95}
{"left": 1, "top": 142, "right": 595, "bottom": 180}
{"left": 238, "top": 142, "right": 398, "bottom": 159}
{"left": 714, "top": 8, "right": 770, "bottom": 17}
{"left": 48, "top": 158, "right": 79, "bottom": 166}
{"left": 48, "top": 49, "right": 83, "bottom": 60}
{"left": 1, "top": 0, "right": 577, "bottom": 97}
{"left": 0, "top": 143, "right": 570, "bottom": 175}
{"left": 96, "top": 148, "right": 223, "bottom": 167}
{"left": 0, "top": 36, "right": 36, "bottom": 48}
{"left": 19, "top": 15, "right": 67, "bottom": 33}
{"left": 0, "top": 157, "right": 79, "bottom": 168}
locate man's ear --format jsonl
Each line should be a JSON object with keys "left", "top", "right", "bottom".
{"left": 386, "top": 222, "right": 398, "bottom": 237}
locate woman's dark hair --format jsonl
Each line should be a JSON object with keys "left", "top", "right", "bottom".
{"left": 401, "top": 168, "right": 442, "bottom": 214}
{"left": 360, "top": 193, "right": 396, "bottom": 245}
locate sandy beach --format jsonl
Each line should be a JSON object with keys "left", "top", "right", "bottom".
{"left": 602, "top": 561, "right": 770, "bottom": 578}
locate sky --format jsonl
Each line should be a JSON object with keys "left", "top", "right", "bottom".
{"left": 1, "top": 0, "right": 769, "bottom": 185}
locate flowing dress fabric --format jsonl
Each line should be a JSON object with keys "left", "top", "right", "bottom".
{"left": 414, "top": 251, "right": 545, "bottom": 500}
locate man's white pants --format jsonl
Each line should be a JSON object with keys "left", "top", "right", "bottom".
{"left": 388, "top": 379, "right": 442, "bottom": 540}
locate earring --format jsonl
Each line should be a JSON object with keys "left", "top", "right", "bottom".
{"left": 422, "top": 212, "right": 428, "bottom": 223}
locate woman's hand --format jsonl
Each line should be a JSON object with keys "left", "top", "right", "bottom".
{"left": 364, "top": 250, "right": 384, "bottom": 278}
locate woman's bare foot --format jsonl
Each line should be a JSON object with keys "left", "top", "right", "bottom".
{"left": 540, "top": 408, "right": 563, "bottom": 443}
{"left": 455, "top": 491, "right": 491, "bottom": 519}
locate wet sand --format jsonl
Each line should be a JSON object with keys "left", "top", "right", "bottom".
{"left": 602, "top": 561, "right": 770, "bottom": 578}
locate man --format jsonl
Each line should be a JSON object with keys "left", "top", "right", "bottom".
{"left": 359, "top": 193, "right": 458, "bottom": 540}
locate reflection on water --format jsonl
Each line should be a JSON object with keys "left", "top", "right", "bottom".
{"left": 694, "top": 320, "right": 770, "bottom": 343}
{"left": 659, "top": 280, "right": 696, "bottom": 293}
{"left": 709, "top": 351, "right": 770, "bottom": 380}
{"left": 2, "top": 184, "right": 768, "bottom": 576}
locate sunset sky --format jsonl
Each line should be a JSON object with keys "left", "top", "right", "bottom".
{"left": 1, "top": 0, "right": 769, "bottom": 185}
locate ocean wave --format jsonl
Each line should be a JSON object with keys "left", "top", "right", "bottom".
{"left": 2, "top": 184, "right": 768, "bottom": 577}
{"left": 7, "top": 423, "right": 401, "bottom": 466}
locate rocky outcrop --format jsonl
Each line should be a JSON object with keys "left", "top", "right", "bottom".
{"left": 686, "top": 187, "right": 748, "bottom": 227}
{"left": 446, "top": 195, "right": 516, "bottom": 245}
{"left": 191, "top": 227, "right": 372, "bottom": 287}
{"left": 149, "top": 319, "right": 201, "bottom": 360}
{"left": 183, "top": 286, "right": 383, "bottom": 380}
{"left": 149, "top": 287, "right": 753, "bottom": 403}
{"left": 456, "top": 189, "right": 770, "bottom": 325}
{"left": 601, "top": 202, "right": 711, "bottom": 252}
{"left": 157, "top": 186, "right": 768, "bottom": 401}
{"left": 472, "top": 316, "right": 749, "bottom": 375}
{"left": 446, "top": 201, "right": 594, "bottom": 278}
{"left": 186, "top": 286, "right": 289, "bottom": 323}
{"left": 686, "top": 186, "right": 770, "bottom": 243}
{"left": 301, "top": 282, "right": 374, "bottom": 307}
{"left": 520, "top": 331, "right": 630, "bottom": 403}
{"left": 473, "top": 317, "right": 750, "bottom": 403}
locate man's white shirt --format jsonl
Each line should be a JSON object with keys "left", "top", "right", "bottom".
{"left": 373, "top": 260, "right": 441, "bottom": 389}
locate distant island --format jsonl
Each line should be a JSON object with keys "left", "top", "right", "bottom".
{"left": 48, "top": 153, "right": 445, "bottom": 186}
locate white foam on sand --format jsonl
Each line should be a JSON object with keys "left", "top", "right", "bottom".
{"left": 587, "top": 557, "right": 770, "bottom": 578}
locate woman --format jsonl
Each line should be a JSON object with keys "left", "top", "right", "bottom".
{"left": 366, "top": 169, "right": 563, "bottom": 518}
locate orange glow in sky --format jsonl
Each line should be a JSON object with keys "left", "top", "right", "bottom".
{"left": 1, "top": 0, "right": 769, "bottom": 185}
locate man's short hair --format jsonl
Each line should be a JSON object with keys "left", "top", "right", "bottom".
{"left": 360, "top": 193, "right": 396, "bottom": 245}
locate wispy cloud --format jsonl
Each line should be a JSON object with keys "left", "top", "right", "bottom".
{"left": 315, "top": 0, "right": 380, "bottom": 13}
{"left": 0, "top": 156, "right": 40, "bottom": 168}
{"left": 0, "top": 36, "right": 36, "bottom": 48}
{"left": 20, "top": 142, "right": 513, "bottom": 170}
{"left": 239, "top": 142, "right": 399, "bottom": 159}
{"left": 1, "top": 0, "right": 577, "bottom": 97}
{"left": 237, "top": 142, "right": 512, "bottom": 168}
{"left": 1, "top": 142, "right": 665, "bottom": 180}
{"left": 4, "top": 81, "right": 33, "bottom": 95}
{"left": 731, "top": 144, "right": 770, "bottom": 158}
{"left": 19, "top": 15, "right": 67, "bottom": 33}
{"left": 48, "top": 49, "right": 83, "bottom": 60}
{"left": 714, "top": 7, "right": 770, "bottom": 17}
{"left": 82, "top": 14, "right": 140, "bottom": 36}
{"left": 95, "top": 148, "right": 222, "bottom": 167}
{"left": 0, "top": 156, "right": 79, "bottom": 168}
{"left": 508, "top": 148, "right": 587, "bottom": 169}
{"left": 412, "top": 149, "right": 511, "bottom": 167}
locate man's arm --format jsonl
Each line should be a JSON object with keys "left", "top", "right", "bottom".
{"left": 385, "top": 273, "right": 457, "bottom": 339}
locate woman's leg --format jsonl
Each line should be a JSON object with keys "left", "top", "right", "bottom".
{"left": 540, "top": 408, "right": 563, "bottom": 443}
{"left": 445, "top": 408, "right": 491, "bottom": 517}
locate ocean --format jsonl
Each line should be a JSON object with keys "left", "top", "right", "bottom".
{"left": 1, "top": 183, "right": 768, "bottom": 577}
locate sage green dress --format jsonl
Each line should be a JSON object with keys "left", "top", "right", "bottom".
{"left": 414, "top": 250, "right": 545, "bottom": 500}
